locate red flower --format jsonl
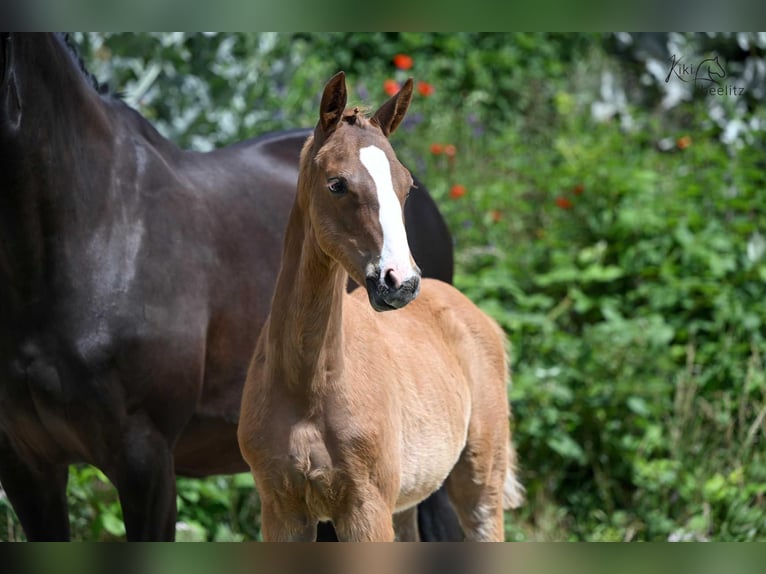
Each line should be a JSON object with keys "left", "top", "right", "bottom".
{"left": 450, "top": 184, "right": 467, "bottom": 199}
{"left": 383, "top": 79, "right": 400, "bottom": 96}
{"left": 417, "top": 81, "right": 435, "bottom": 97}
{"left": 430, "top": 143, "right": 444, "bottom": 155}
{"left": 490, "top": 209, "right": 503, "bottom": 223}
{"left": 555, "top": 197, "right": 573, "bottom": 209}
{"left": 393, "top": 54, "right": 413, "bottom": 70}
{"left": 572, "top": 183, "right": 585, "bottom": 196}
{"left": 677, "top": 135, "right": 692, "bottom": 150}
{"left": 444, "top": 144, "right": 457, "bottom": 158}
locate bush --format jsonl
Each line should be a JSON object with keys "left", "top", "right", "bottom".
{"left": 2, "top": 33, "right": 764, "bottom": 541}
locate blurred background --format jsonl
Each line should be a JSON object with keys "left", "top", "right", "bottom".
{"left": 2, "top": 32, "right": 766, "bottom": 541}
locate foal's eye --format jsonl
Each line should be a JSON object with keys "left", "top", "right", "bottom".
{"left": 327, "top": 177, "right": 348, "bottom": 195}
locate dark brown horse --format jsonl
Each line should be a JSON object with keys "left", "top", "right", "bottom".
{"left": 0, "top": 33, "right": 457, "bottom": 541}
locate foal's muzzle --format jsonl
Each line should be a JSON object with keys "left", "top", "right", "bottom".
{"left": 365, "top": 269, "right": 421, "bottom": 312}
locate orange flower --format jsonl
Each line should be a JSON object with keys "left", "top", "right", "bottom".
{"left": 572, "top": 183, "right": 585, "bottom": 195}
{"left": 677, "top": 135, "right": 692, "bottom": 150}
{"left": 555, "top": 197, "right": 573, "bottom": 209}
{"left": 490, "top": 209, "right": 503, "bottom": 223}
{"left": 449, "top": 184, "right": 467, "bottom": 199}
{"left": 430, "top": 143, "right": 444, "bottom": 155}
{"left": 417, "top": 81, "right": 435, "bottom": 97}
{"left": 393, "top": 54, "right": 413, "bottom": 70}
{"left": 444, "top": 144, "right": 457, "bottom": 157}
{"left": 383, "top": 79, "right": 400, "bottom": 96}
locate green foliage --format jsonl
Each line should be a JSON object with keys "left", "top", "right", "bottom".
{"left": 174, "top": 474, "right": 261, "bottom": 542}
{"left": 3, "top": 33, "right": 765, "bottom": 541}
{"left": 431, "top": 39, "right": 766, "bottom": 540}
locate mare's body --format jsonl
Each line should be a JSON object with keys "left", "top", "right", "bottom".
{"left": 0, "top": 33, "right": 456, "bottom": 540}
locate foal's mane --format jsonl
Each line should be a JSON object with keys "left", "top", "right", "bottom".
{"left": 341, "top": 106, "right": 371, "bottom": 127}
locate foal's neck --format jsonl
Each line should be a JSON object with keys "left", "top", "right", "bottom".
{"left": 267, "top": 198, "right": 347, "bottom": 396}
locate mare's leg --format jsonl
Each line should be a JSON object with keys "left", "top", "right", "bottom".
{"left": 393, "top": 507, "right": 420, "bottom": 541}
{"left": 109, "top": 416, "right": 177, "bottom": 541}
{"left": 316, "top": 521, "right": 339, "bottom": 541}
{"left": 416, "top": 486, "right": 463, "bottom": 541}
{"left": 445, "top": 438, "right": 507, "bottom": 542}
{"left": 0, "top": 434, "right": 70, "bottom": 541}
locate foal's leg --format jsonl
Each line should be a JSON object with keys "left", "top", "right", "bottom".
{"left": 109, "top": 417, "right": 177, "bottom": 541}
{"left": 393, "top": 507, "right": 420, "bottom": 541}
{"left": 445, "top": 440, "right": 507, "bottom": 542}
{"left": 260, "top": 497, "right": 317, "bottom": 542}
{"left": 333, "top": 492, "right": 395, "bottom": 542}
{"left": 0, "top": 434, "right": 70, "bottom": 541}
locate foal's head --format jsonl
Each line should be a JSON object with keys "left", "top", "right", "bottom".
{"left": 301, "top": 71, "right": 421, "bottom": 311}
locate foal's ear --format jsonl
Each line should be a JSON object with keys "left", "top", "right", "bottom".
{"left": 318, "top": 71, "right": 348, "bottom": 139}
{"left": 371, "top": 78, "right": 413, "bottom": 137}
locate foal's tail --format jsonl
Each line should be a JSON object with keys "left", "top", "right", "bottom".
{"left": 498, "top": 329, "right": 525, "bottom": 510}
{"left": 503, "top": 439, "right": 525, "bottom": 509}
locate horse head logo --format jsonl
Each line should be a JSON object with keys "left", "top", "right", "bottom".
{"left": 695, "top": 56, "right": 726, "bottom": 85}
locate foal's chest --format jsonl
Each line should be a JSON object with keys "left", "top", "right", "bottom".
{"left": 268, "top": 420, "right": 342, "bottom": 521}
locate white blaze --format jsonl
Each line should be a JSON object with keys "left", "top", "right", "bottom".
{"left": 359, "top": 145, "right": 416, "bottom": 283}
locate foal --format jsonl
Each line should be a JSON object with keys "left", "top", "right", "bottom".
{"left": 238, "top": 72, "right": 523, "bottom": 542}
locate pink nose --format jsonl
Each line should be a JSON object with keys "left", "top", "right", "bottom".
{"left": 384, "top": 268, "right": 403, "bottom": 290}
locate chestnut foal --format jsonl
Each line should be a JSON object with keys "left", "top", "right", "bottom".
{"left": 238, "top": 72, "right": 523, "bottom": 542}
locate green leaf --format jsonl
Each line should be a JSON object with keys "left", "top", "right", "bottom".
{"left": 627, "top": 396, "right": 651, "bottom": 417}
{"left": 175, "top": 521, "right": 208, "bottom": 542}
{"left": 547, "top": 434, "right": 586, "bottom": 465}
{"left": 233, "top": 473, "right": 256, "bottom": 488}
{"left": 101, "top": 512, "right": 126, "bottom": 537}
